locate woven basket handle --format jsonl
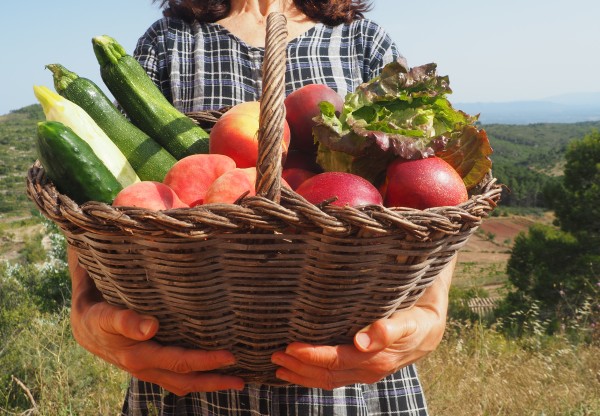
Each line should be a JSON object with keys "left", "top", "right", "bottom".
{"left": 255, "top": 12, "right": 288, "bottom": 203}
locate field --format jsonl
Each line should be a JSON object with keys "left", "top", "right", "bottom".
{"left": 454, "top": 214, "right": 550, "bottom": 296}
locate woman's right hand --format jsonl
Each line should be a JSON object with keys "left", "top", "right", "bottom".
{"left": 67, "top": 246, "right": 245, "bottom": 396}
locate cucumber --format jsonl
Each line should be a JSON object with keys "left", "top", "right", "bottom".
{"left": 36, "top": 121, "right": 122, "bottom": 204}
{"left": 92, "top": 35, "right": 210, "bottom": 159}
{"left": 47, "top": 63, "right": 177, "bottom": 182}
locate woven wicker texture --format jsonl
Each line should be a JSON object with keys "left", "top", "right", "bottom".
{"left": 26, "top": 13, "right": 502, "bottom": 384}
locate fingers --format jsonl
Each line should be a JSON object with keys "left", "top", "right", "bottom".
{"left": 272, "top": 347, "right": 377, "bottom": 389}
{"left": 132, "top": 369, "right": 245, "bottom": 396}
{"left": 141, "top": 344, "right": 238, "bottom": 374}
{"left": 354, "top": 315, "right": 418, "bottom": 353}
{"left": 114, "top": 341, "right": 244, "bottom": 394}
{"left": 97, "top": 305, "right": 159, "bottom": 341}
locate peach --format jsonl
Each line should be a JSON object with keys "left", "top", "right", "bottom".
{"left": 204, "top": 167, "right": 292, "bottom": 204}
{"left": 204, "top": 167, "right": 257, "bottom": 204}
{"left": 163, "top": 154, "right": 236, "bottom": 207}
{"left": 112, "top": 181, "right": 189, "bottom": 210}
{"left": 209, "top": 101, "right": 291, "bottom": 169}
{"left": 284, "top": 84, "right": 344, "bottom": 153}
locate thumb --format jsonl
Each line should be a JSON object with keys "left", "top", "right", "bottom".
{"left": 96, "top": 303, "right": 159, "bottom": 342}
{"left": 354, "top": 316, "right": 418, "bottom": 353}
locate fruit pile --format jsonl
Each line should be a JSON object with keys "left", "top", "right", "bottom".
{"left": 34, "top": 35, "right": 493, "bottom": 212}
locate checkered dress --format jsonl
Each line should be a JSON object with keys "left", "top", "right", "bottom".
{"left": 122, "top": 366, "right": 427, "bottom": 416}
{"left": 121, "top": 16, "right": 428, "bottom": 416}
{"left": 133, "top": 16, "right": 402, "bottom": 112}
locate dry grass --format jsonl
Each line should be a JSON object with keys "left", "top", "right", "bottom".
{"left": 5, "top": 314, "right": 598, "bottom": 415}
{"left": 1, "top": 309, "right": 128, "bottom": 415}
{"left": 418, "top": 321, "right": 600, "bottom": 416}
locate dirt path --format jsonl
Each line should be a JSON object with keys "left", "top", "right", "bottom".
{"left": 453, "top": 215, "right": 548, "bottom": 296}
{"left": 0, "top": 217, "right": 44, "bottom": 262}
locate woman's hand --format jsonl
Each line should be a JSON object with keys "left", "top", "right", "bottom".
{"left": 67, "top": 246, "right": 245, "bottom": 396}
{"left": 271, "top": 258, "right": 456, "bottom": 390}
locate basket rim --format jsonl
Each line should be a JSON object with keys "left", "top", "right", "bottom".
{"left": 26, "top": 160, "right": 502, "bottom": 240}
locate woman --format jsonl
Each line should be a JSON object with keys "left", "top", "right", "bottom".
{"left": 68, "top": 0, "right": 455, "bottom": 414}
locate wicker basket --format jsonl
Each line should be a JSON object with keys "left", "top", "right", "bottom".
{"left": 26, "top": 14, "right": 501, "bottom": 384}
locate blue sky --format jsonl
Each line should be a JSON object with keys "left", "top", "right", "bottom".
{"left": 2, "top": 0, "right": 599, "bottom": 115}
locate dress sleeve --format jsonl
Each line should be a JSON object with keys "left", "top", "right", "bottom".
{"left": 359, "top": 19, "right": 404, "bottom": 80}
{"left": 133, "top": 18, "right": 174, "bottom": 104}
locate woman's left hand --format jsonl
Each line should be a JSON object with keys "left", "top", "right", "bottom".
{"left": 271, "top": 258, "right": 456, "bottom": 390}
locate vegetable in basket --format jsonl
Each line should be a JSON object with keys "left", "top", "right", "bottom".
{"left": 313, "top": 59, "right": 493, "bottom": 191}
{"left": 46, "top": 63, "right": 177, "bottom": 182}
{"left": 33, "top": 85, "right": 140, "bottom": 188}
{"left": 35, "top": 121, "right": 123, "bottom": 204}
{"left": 92, "top": 35, "right": 210, "bottom": 160}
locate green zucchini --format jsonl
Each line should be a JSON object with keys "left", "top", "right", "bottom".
{"left": 33, "top": 85, "right": 140, "bottom": 188}
{"left": 36, "top": 121, "right": 122, "bottom": 204}
{"left": 92, "top": 35, "right": 209, "bottom": 159}
{"left": 47, "top": 63, "right": 177, "bottom": 182}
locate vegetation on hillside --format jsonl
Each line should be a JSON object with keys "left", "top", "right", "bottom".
{"left": 0, "top": 105, "right": 44, "bottom": 217}
{"left": 496, "top": 131, "right": 600, "bottom": 341}
{"left": 484, "top": 121, "right": 600, "bottom": 210}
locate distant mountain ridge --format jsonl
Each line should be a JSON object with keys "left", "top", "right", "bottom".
{"left": 5, "top": 92, "right": 600, "bottom": 125}
{"left": 457, "top": 92, "right": 600, "bottom": 125}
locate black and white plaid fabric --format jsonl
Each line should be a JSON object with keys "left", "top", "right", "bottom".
{"left": 120, "top": 16, "right": 428, "bottom": 416}
{"left": 133, "top": 17, "right": 402, "bottom": 112}
{"left": 122, "top": 365, "right": 427, "bottom": 416}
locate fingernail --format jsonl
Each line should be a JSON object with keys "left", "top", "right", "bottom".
{"left": 223, "top": 356, "right": 237, "bottom": 366}
{"left": 139, "top": 319, "right": 155, "bottom": 336}
{"left": 355, "top": 332, "right": 371, "bottom": 350}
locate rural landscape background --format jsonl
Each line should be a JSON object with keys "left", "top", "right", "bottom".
{"left": 1, "top": 101, "right": 599, "bottom": 415}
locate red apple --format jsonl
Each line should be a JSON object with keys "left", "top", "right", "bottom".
{"left": 112, "top": 181, "right": 189, "bottom": 210}
{"left": 382, "top": 156, "right": 468, "bottom": 209}
{"left": 163, "top": 154, "right": 236, "bottom": 207}
{"left": 284, "top": 84, "right": 344, "bottom": 153}
{"left": 282, "top": 167, "right": 316, "bottom": 190}
{"left": 209, "top": 101, "right": 291, "bottom": 169}
{"left": 283, "top": 149, "right": 323, "bottom": 173}
{"left": 295, "top": 171, "right": 383, "bottom": 207}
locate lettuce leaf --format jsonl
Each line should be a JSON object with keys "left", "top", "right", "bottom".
{"left": 313, "top": 60, "right": 492, "bottom": 189}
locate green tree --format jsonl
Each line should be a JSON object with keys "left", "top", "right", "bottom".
{"left": 498, "top": 131, "right": 600, "bottom": 339}
{"left": 548, "top": 130, "right": 600, "bottom": 249}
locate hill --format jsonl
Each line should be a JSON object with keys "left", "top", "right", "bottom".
{"left": 0, "top": 104, "right": 44, "bottom": 217}
{"left": 483, "top": 120, "right": 600, "bottom": 171}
